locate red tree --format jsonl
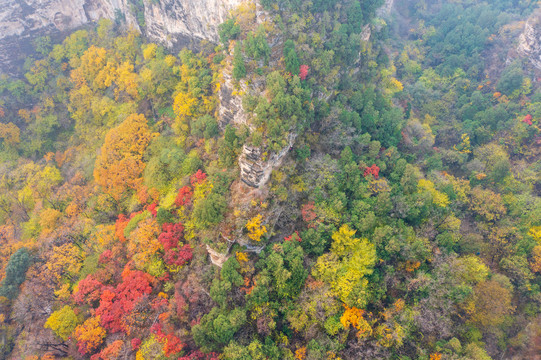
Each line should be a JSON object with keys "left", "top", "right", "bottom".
{"left": 175, "top": 186, "right": 193, "bottom": 206}
{"left": 301, "top": 202, "right": 317, "bottom": 227}
{"left": 159, "top": 223, "right": 185, "bottom": 251}
{"left": 73, "top": 275, "right": 103, "bottom": 306}
{"left": 147, "top": 203, "right": 158, "bottom": 216}
{"left": 131, "top": 338, "right": 141, "bottom": 350}
{"left": 151, "top": 323, "right": 185, "bottom": 356}
{"left": 164, "top": 244, "right": 193, "bottom": 267}
{"left": 190, "top": 170, "right": 207, "bottom": 186}
{"left": 364, "top": 164, "right": 380, "bottom": 179}
{"left": 95, "top": 270, "right": 153, "bottom": 333}
{"left": 159, "top": 222, "right": 192, "bottom": 266}
{"left": 285, "top": 231, "right": 302, "bottom": 242}
{"left": 299, "top": 65, "right": 309, "bottom": 80}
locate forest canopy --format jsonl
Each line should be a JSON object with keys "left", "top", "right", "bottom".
{"left": 0, "top": 0, "right": 540, "bottom": 359}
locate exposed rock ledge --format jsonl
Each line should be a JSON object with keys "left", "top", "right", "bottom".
{"left": 239, "top": 133, "right": 297, "bottom": 188}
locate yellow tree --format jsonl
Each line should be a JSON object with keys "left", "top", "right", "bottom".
{"left": 418, "top": 179, "right": 450, "bottom": 207}
{"left": 340, "top": 305, "right": 372, "bottom": 338}
{"left": 45, "top": 243, "right": 84, "bottom": 282}
{"left": 143, "top": 43, "right": 158, "bottom": 60}
{"left": 94, "top": 61, "right": 117, "bottom": 89}
{"left": 530, "top": 226, "right": 541, "bottom": 243}
{"left": 530, "top": 246, "right": 541, "bottom": 273}
{"left": 127, "top": 218, "right": 162, "bottom": 271}
{"left": 331, "top": 224, "right": 358, "bottom": 257}
{"left": 44, "top": 305, "right": 80, "bottom": 341}
{"left": 0, "top": 123, "right": 20, "bottom": 147}
{"left": 94, "top": 113, "right": 155, "bottom": 201}
{"left": 172, "top": 91, "right": 197, "bottom": 144}
{"left": 313, "top": 225, "right": 376, "bottom": 306}
{"left": 38, "top": 208, "right": 62, "bottom": 236}
{"left": 469, "top": 186, "right": 506, "bottom": 222}
{"left": 466, "top": 280, "right": 514, "bottom": 329}
{"left": 115, "top": 61, "right": 139, "bottom": 99}
{"left": 77, "top": 45, "right": 107, "bottom": 88}
{"left": 246, "top": 215, "right": 267, "bottom": 242}
{"left": 74, "top": 316, "right": 106, "bottom": 355}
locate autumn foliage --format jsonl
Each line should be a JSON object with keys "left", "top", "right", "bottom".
{"left": 299, "top": 65, "right": 309, "bottom": 80}
{"left": 175, "top": 186, "right": 193, "bottom": 206}
{"left": 94, "top": 269, "right": 153, "bottom": 333}
{"left": 93, "top": 113, "right": 155, "bottom": 200}
{"left": 363, "top": 164, "right": 380, "bottom": 179}
{"left": 159, "top": 222, "right": 193, "bottom": 266}
{"left": 246, "top": 215, "right": 267, "bottom": 242}
{"left": 1, "top": 3, "right": 540, "bottom": 360}
{"left": 341, "top": 305, "right": 372, "bottom": 338}
{"left": 74, "top": 316, "right": 106, "bottom": 355}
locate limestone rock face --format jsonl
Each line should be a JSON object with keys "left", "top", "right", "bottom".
{"left": 144, "top": 0, "right": 243, "bottom": 49}
{"left": 0, "top": 0, "right": 242, "bottom": 74}
{"left": 239, "top": 133, "right": 297, "bottom": 188}
{"left": 518, "top": 9, "right": 541, "bottom": 70}
{"left": 218, "top": 70, "right": 249, "bottom": 129}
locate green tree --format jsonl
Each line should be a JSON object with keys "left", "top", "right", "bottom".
{"left": 232, "top": 42, "right": 246, "bottom": 80}
{"left": 0, "top": 248, "right": 31, "bottom": 300}
{"left": 192, "top": 307, "right": 247, "bottom": 351}
{"left": 219, "top": 18, "right": 241, "bottom": 45}
{"left": 193, "top": 193, "right": 227, "bottom": 228}
{"left": 245, "top": 26, "right": 271, "bottom": 64}
{"left": 283, "top": 40, "right": 300, "bottom": 75}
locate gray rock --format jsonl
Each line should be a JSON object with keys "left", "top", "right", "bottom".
{"left": 518, "top": 9, "right": 541, "bottom": 70}
{"left": 238, "top": 133, "right": 296, "bottom": 188}
{"left": 0, "top": 0, "right": 243, "bottom": 74}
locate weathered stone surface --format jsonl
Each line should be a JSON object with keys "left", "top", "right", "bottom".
{"left": 0, "top": 0, "right": 243, "bottom": 74}
{"left": 518, "top": 9, "right": 541, "bottom": 70}
{"left": 144, "top": 0, "right": 242, "bottom": 48}
{"left": 206, "top": 245, "right": 229, "bottom": 267}
{"left": 218, "top": 70, "right": 249, "bottom": 129}
{"left": 239, "top": 133, "right": 297, "bottom": 188}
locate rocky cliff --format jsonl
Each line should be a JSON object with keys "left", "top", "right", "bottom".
{"left": 239, "top": 134, "right": 296, "bottom": 188}
{"left": 0, "top": 0, "right": 242, "bottom": 74}
{"left": 518, "top": 9, "right": 541, "bottom": 70}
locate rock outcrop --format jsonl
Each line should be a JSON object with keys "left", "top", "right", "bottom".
{"left": 206, "top": 245, "right": 230, "bottom": 267}
{"left": 239, "top": 133, "right": 297, "bottom": 188}
{"left": 518, "top": 9, "right": 541, "bottom": 70}
{"left": 217, "top": 70, "right": 249, "bottom": 129}
{"left": 144, "top": 0, "right": 242, "bottom": 49}
{"left": 0, "top": 0, "right": 243, "bottom": 74}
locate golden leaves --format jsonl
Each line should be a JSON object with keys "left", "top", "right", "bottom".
{"left": 0, "top": 122, "right": 20, "bottom": 146}
{"left": 340, "top": 305, "right": 373, "bottom": 339}
{"left": 93, "top": 113, "right": 156, "bottom": 200}
{"left": 246, "top": 215, "right": 267, "bottom": 242}
{"left": 74, "top": 316, "right": 106, "bottom": 355}
{"left": 418, "top": 179, "right": 450, "bottom": 207}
